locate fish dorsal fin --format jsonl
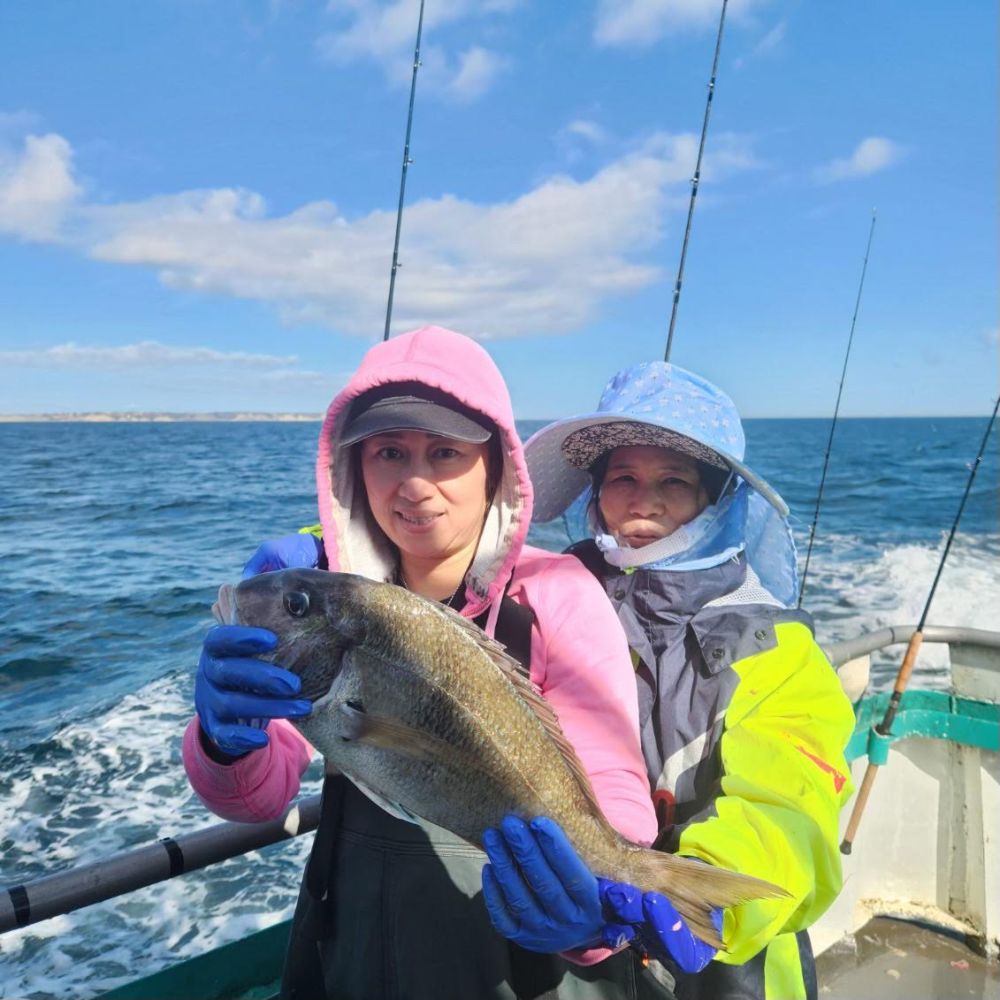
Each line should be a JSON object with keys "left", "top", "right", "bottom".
{"left": 428, "top": 596, "right": 531, "bottom": 676}
{"left": 426, "top": 595, "right": 619, "bottom": 840}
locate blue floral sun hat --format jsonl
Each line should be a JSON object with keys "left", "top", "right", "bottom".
{"left": 526, "top": 361, "right": 788, "bottom": 523}
{"left": 525, "top": 361, "right": 798, "bottom": 605}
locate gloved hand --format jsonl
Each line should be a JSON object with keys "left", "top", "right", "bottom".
{"left": 242, "top": 533, "right": 323, "bottom": 579}
{"left": 482, "top": 815, "right": 606, "bottom": 953}
{"left": 599, "top": 879, "right": 722, "bottom": 974}
{"left": 481, "top": 814, "right": 722, "bottom": 970}
{"left": 195, "top": 625, "right": 312, "bottom": 757}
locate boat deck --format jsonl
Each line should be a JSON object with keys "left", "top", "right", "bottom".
{"left": 816, "top": 916, "right": 999, "bottom": 999}
{"left": 97, "top": 915, "right": 999, "bottom": 1000}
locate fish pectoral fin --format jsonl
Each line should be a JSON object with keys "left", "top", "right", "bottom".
{"left": 337, "top": 704, "right": 448, "bottom": 762}
{"left": 336, "top": 702, "right": 370, "bottom": 741}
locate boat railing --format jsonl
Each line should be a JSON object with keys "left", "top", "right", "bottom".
{"left": 0, "top": 794, "right": 321, "bottom": 934}
{"left": 823, "top": 624, "right": 1000, "bottom": 667}
{"left": 3, "top": 623, "right": 998, "bottom": 937}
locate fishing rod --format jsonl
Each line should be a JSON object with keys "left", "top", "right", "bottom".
{"left": 664, "top": 0, "right": 729, "bottom": 363}
{"left": 840, "top": 395, "right": 1000, "bottom": 854}
{"left": 383, "top": 0, "right": 426, "bottom": 341}
{"left": 798, "top": 210, "right": 878, "bottom": 607}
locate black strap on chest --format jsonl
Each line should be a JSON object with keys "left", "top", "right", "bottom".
{"left": 473, "top": 592, "right": 536, "bottom": 675}
{"left": 564, "top": 538, "right": 608, "bottom": 584}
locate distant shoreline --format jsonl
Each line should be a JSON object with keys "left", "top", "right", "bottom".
{"left": 0, "top": 412, "right": 324, "bottom": 423}
{"left": 0, "top": 412, "right": 986, "bottom": 423}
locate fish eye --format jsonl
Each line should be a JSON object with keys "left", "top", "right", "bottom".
{"left": 284, "top": 591, "right": 311, "bottom": 617}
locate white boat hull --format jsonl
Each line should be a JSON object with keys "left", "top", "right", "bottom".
{"left": 815, "top": 640, "right": 1000, "bottom": 960}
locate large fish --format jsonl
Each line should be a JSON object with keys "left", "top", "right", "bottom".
{"left": 215, "top": 568, "right": 786, "bottom": 948}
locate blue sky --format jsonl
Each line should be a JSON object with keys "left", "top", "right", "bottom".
{"left": 0, "top": 1, "right": 996, "bottom": 417}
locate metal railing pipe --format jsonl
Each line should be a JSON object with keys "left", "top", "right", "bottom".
{"left": 823, "top": 624, "right": 1000, "bottom": 668}
{"left": 1, "top": 795, "right": 321, "bottom": 934}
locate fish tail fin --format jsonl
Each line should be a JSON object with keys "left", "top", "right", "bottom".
{"left": 625, "top": 850, "right": 790, "bottom": 950}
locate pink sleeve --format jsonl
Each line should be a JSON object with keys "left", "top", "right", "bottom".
{"left": 182, "top": 717, "right": 314, "bottom": 823}
{"left": 520, "top": 554, "right": 657, "bottom": 965}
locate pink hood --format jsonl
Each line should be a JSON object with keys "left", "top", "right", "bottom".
{"left": 316, "top": 326, "right": 533, "bottom": 623}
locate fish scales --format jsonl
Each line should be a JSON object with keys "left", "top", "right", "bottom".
{"left": 335, "top": 582, "right": 629, "bottom": 866}
{"left": 218, "top": 568, "right": 788, "bottom": 948}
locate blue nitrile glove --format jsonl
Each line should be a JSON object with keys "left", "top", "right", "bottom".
{"left": 482, "top": 815, "right": 607, "bottom": 953}
{"left": 195, "top": 625, "right": 312, "bottom": 757}
{"left": 598, "top": 879, "right": 723, "bottom": 974}
{"left": 241, "top": 533, "right": 323, "bottom": 579}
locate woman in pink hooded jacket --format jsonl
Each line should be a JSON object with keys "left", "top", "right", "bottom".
{"left": 185, "top": 327, "right": 672, "bottom": 1000}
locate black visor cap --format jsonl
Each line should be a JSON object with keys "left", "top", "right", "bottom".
{"left": 340, "top": 385, "right": 494, "bottom": 446}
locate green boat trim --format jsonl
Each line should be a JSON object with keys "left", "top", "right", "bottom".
{"left": 99, "top": 921, "right": 290, "bottom": 1000}
{"left": 847, "top": 689, "right": 1000, "bottom": 765}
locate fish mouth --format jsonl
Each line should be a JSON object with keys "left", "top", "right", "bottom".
{"left": 212, "top": 583, "right": 240, "bottom": 626}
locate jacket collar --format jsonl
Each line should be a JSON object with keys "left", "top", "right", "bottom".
{"left": 622, "top": 555, "right": 748, "bottom": 617}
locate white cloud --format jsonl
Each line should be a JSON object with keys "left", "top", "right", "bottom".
{"left": 316, "top": 0, "right": 515, "bottom": 100}
{"left": 695, "top": 130, "right": 763, "bottom": 175}
{"left": 86, "top": 171, "right": 661, "bottom": 337}
{"left": 734, "top": 18, "right": 786, "bottom": 69}
{"left": 814, "top": 137, "right": 907, "bottom": 183}
{"left": 318, "top": 0, "right": 428, "bottom": 64}
{"left": 0, "top": 349, "right": 338, "bottom": 412}
{"left": 445, "top": 47, "right": 508, "bottom": 103}
{"left": 555, "top": 119, "right": 611, "bottom": 165}
{"left": 0, "top": 341, "right": 299, "bottom": 369}
{"left": 594, "top": 0, "right": 763, "bottom": 47}
{"left": 559, "top": 120, "right": 609, "bottom": 146}
{"left": 0, "top": 128, "right": 760, "bottom": 339}
{"left": 0, "top": 133, "right": 82, "bottom": 241}
{"left": 256, "top": 368, "right": 335, "bottom": 386}
{"left": 754, "top": 18, "right": 785, "bottom": 53}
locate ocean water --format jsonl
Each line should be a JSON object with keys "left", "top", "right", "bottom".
{"left": 0, "top": 417, "right": 996, "bottom": 997}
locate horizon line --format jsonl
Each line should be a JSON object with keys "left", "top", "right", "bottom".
{"left": 0, "top": 412, "right": 992, "bottom": 422}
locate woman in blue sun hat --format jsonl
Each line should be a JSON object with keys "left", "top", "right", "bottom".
{"left": 505, "top": 361, "right": 856, "bottom": 1000}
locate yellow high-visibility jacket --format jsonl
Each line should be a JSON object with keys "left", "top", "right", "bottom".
{"left": 572, "top": 542, "right": 856, "bottom": 1000}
